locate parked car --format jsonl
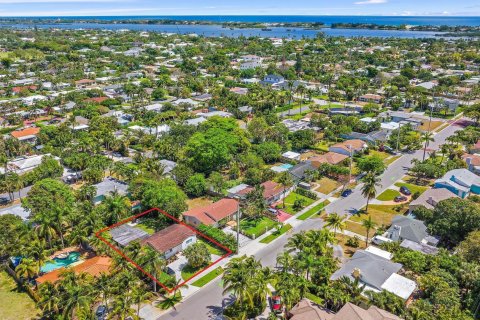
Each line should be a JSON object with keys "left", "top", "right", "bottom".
{"left": 271, "top": 295, "right": 283, "bottom": 313}
{"left": 0, "top": 197, "right": 12, "bottom": 205}
{"left": 399, "top": 186, "right": 411, "bottom": 195}
{"left": 95, "top": 305, "right": 107, "bottom": 320}
{"left": 394, "top": 195, "right": 407, "bottom": 202}
{"left": 341, "top": 189, "right": 352, "bottom": 197}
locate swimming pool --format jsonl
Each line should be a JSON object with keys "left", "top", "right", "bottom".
{"left": 279, "top": 163, "right": 293, "bottom": 169}
{"left": 40, "top": 252, "right": 81, "bottom": 273}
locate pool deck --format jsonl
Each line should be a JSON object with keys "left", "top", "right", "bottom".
{"left": 47, "top": 246, "right": 81, "bottom": 259}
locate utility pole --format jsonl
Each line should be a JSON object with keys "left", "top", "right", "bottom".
{"left": 235, "top": 196, "right": 241, "bottom": 254}
{"left": 423, "top": 89, "right": 435, "bottom": 161}
{"left": 348, "top": 144, "right": 353, "bottom": 183}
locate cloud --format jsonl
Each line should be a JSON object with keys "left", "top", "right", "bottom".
{"left": 354, "top": 0, "right": 387, "bottom": 4}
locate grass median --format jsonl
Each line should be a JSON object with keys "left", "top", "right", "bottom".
{"left": 260, "top": 224, "right": 292, "bottom": 244}
{"left": 191, "top": 267, "right": 224, "bottom": 287}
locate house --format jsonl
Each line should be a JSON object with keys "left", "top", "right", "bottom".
{"left": 408, "top": 188, "right": 458, "bottom": 213}
{"left": 197, "top": 111, "right": 232, "bottom": 118}
{"left": 471, "top": 140, "right": 480, "bottom": 154}
{"left": 262, "top": 74, "right": 285, "bottom": 85}
{"left": 329, "top": 139, "right": 367, "bottom": 156}
{"left": 309, "top": 152, "right": 348, "bottom": 167}
{"left": 462, "top": 154, "right": 480, "bottom": 174}
{"left": 182, "top": 198, "right": 239, "bottom": 228}
{"left": 434, "top": 168, "right": 480, "bottom": 198}
{"left": 93, "top": 177, "right": 129, "bottom": 204}
{"left": 330, "top": 250, "right": 416, "bottom": 300}
{"left": 75, "top": 79, "right": 95, "bottom": 88}
{"left": 400, "top": 239, "right": 439, "bottom": 255}
{"left": 110, "top": 224, "right": 150, "bottom": 247}
{"left": 159, "top": 159, "right": 177, "bottom": 174}
{"left": 289, "top": 161, "right": 317, "bottom": 181}
{"left": 358, "top": 93, "right": 383, "bottom": 104}
{"left": 143, "top": 224, "right": 197, "bottom": 259}
{"left": 340, "top": 130, "right": 390, "bottom": 145}
{"left": 36, "top": 256, "right": 112, "bottom": 285}
{"left": 385, "top": 216, "right": 439, "bottom": 247}
{"left": 227, "top": 181, "right": 288, "bottom": 205}
{"left": 229, "top": 87, "right": 249, "bottom": 95}
{"left": 282, "top": 151, "right": 301, "bottom": 161}
{"left": 0, "top": 154, "right": 56, "bottom": 175}
{"left": 240, "top": 61, "right": 261, "bottom": 70}
{"left": 184, "top": 117, "right": 207, "bottom": 126}
{"left": 434, "top": 97, "right": 460, "bottom": 112}
{"left": 10, "top": 126, "right": 40, "bottom": 143}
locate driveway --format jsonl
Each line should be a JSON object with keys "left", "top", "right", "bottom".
{"left": 222, "top": 226, "right": 252, "bottom": 247}
{"left": 167, "top": 255, "right": 188, "bottom": 281}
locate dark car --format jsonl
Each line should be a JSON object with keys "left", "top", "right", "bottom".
{"left": 399, "top": 186, "right": 411, "bottom": 196}
{"left": 341, "top": 189, "right": 353, "bottom": 197}
{"left": 95, "top": 305, "right": 107, "bottom": 320}
{"left": 394, "top": 195, "right": 407, "bottom": 203}
{"left": 0, "top": 197, "right": 12, "bottom": 205}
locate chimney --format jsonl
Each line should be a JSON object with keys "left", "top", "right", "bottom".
{"left": 427, "top": 196, "right": 434, "bottom": 206}
{"left": 352, "top": 268, "right": 361, "bottom": 279}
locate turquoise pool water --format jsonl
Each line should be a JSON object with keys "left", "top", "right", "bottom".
{"left": 40, "top": 252, "right": 81, "bottom": 273}
{"left": 279, "top": 163, "right": 293, "bottom": 169}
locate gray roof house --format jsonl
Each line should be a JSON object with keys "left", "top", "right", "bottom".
{"left": 434, "top": 168, "right": 480, "bottom": 198}
{"left": 289, "top": 161, "right": 316, "bottom": 181}
{"left": 408, "top": 188, "right": 458, "bottom": 213}
{"left": 110, "top": 224, "right": 150, "bottom": 246}
{"left": 330, "top": 250, "right": 416, "bottom": 300}
{"left": 93, "top": 177, "right": 129, "bottom": 204}
{"left": 386, "top": 216, "right": 439, "bottom": 246}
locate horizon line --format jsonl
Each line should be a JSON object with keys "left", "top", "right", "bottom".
{"left": 0, "top": 14, "right": 479, "bottom": 18}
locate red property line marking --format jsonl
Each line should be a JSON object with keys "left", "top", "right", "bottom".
{"left": 95, "top": 208, "right": 232, "bottom": 294}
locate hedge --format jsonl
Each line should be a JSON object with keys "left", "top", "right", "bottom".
{"left": 295, "top": 187, "right": 318, "bottom": 200}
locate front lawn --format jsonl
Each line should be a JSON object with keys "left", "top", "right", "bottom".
{"left": 350, "top": 204, "right": 408, "bottom": 227}
{"left": 297, "top": 202, "right": 327, "bottom": 220}
{"left": 191, "top": 267, "right": 224, "bottom": 287}
{"left": 260, "top": 224, "right": 292, "bottom": 244}
{"left": 369, "top": 150, "right": 390, "bottom": 161}
{"left": 394, "top": 182, "right": 429, "bottom": 196}
{"left": 345, "top": 221, "right": 369, "bottom": 237}
{"left": 181, "top": 264, "right": 208, "bottom": 281}
{"left": 240, "top": 217, "right": 277, "bottom": 239}
{"left": 376, "top": 189, "right": 401, "bottom": 201}
{"left": 384, "top": 155, "right": 401, "bottom": 166}
{"left": 280, "top": 192, "right": 315, "bottom": 215}
{"left": 0, "top": 271, "right": 39, "bottom": 320}
{"left": 335, "top": 233, "right": 367, "bottom": 257}
{"left": 315, "top": 177, "right": 341, "bottom": 194}
{"left": 198, "top": 239, "right": 225, "bottom": 256}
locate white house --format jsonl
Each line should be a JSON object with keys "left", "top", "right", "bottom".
{"left": 143, "top": 224, "right": 197, "bottom": 259}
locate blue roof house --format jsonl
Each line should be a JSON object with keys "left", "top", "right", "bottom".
{"left": 434, "top": 169, "right": 480, "bottom": 198}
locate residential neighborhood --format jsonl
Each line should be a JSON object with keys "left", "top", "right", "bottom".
{"left": 0, "top": 13, "right": 479, "bottom": 320}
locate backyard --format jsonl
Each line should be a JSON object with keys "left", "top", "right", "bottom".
{"left": 0, "top": 271, "right": 39, "bottom": 320}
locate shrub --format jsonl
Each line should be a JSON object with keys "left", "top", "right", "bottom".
{"left": 295, "top": 187, "right": 318, "bottom": 200}
{"left": 346, "top": 236, "right": 359, "bottom": 248}
{"left": 197, "top": 224, "right": 236, "bottom": 252}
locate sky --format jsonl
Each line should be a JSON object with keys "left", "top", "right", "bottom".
{"left": 0, "top": 0, "right": 479, "bottom": 17}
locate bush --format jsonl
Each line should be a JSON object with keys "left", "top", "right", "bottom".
{"left": 346, "top": 236, "right": 360, "bottom": 248}
{"left": 293, "top": 198, "right": 306, "bottom": 211}
{"left": 197, "top": 224, "right": 236, "bottom": 252}
{"left": 412, "top": 191, "right": 420, "bottom": 200}
{"left": 295, "top": 187, "right": 318, "bottom": 200}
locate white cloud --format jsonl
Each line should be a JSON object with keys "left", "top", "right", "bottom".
{"left": 354, "top": 0, "right": 387, "bottom": 5}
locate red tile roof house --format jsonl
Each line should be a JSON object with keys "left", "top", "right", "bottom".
{"left": 182, "top": 198, "right": 239, "bottom": 228}
{"left": 10, "top": 126, "right": 41, "bottom": 143}
{"left": 84, "top": 96, "right": 109, "bottom": 104}
{"left": 75, "top": 79, "right": 96, "bottom": 89}
{"left": 143, "top": 224, "right": 197, "bottom": 259}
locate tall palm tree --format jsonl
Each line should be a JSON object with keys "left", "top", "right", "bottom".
{"left": 37, "top": 282, "right": 60, "bottom": 316}
{"left": 277, "top": 171, "right": 293, "bottom": 209}
{"left": 325, "top": 213, "right": 346, "bottom": 236}
{"left": 139, "top": 245, "right": 166, "bottom": 292}
{"left": 361, "top": 173, "right": 381, "bottom": 212}
{"left": 421, "top": 131, "right": 435, "bottom": 161}
{"left": 15, "top": 257, "right": 39, "bottom": 280}
{"left": 131, "top": 284, "right": 155, "bottom": 317}
{"left": 362, "top": 216, "right": 377, "bottom": 246}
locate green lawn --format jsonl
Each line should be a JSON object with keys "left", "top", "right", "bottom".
{"left": 280, "top": 192, "right": 315, "bottom": 215}
{"left": 260, "top": 224, "right": 292, "bottom": 244}
{"left": 345, "top": 221, "right": 368, "bottom": 237}
{"left": 384, "top": 155, "right": 401, "bottom": 166}
{"left": 181, "top": 264, "right": 208, "bottom": 281}
{"left": 297, "top": 202, "right": 326, "bottom": 220}
{"left": 0, "top": 271, "right": 39, "bottom": 320}
{"left": 394, "top": 182, "right": 429, "bottom": 196}
{"left": 240, "top": 217, "right": 277, "bottom": 239}
{"left": 369, "top": 150, "right": 391, "bottom": 161}
{"left": 199, "top": 239, "right": 225, "bottom": 256}
{"left": 376, "top": 189, "right": 401, "bottom": 201}
{"left": 135, "top": 223, "right": 155, "bottom": 235}
{"left": 191, "top": 267, "right": 224, "bottom": 287}
{"left": 158, "top": 271, "right": 175, "bottom": 284}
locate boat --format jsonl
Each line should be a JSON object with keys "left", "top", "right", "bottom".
{"left": 261, "top": 28, "right": 272, "bottom": 31}
{"left": 56, "top": 252, "right": 69, "bottom": 259}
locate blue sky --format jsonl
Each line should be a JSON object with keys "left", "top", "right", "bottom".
{"left": 0, "top": 0, "right": 479, "bottom": 17}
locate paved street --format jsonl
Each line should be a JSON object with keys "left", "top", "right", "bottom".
{"left": 157, "top": 118, "right": 468, "bottom": 320}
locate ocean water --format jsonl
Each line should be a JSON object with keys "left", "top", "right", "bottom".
{"left": 10, "top": 16, "right": 480, "bottom": 26}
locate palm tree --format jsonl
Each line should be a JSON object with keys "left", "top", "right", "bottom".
{"left": 325, "top": 213, "right": 345, "bottom": 236}
{"left": 103, "top": 192, "right": 131, "bottom": 224}
{"left": 277, "top": 171, "right": 293, "bottom": 209}
{"left": 362, "top": 216, "right": 377, "bottom": 246}
{"left": 157, "top": 292, "right": 182, "bottom": 311}
{"left": 15, "top": 257, "right": 39, "bottom": 281}
{"left": 131, "top": 284, "right": 155, "bottom": 317}
{"left": 361, "top": 173, "right": 381, "bottom": 212}
{"left": 421, "top": 131, "right": 435, "bottom": 161}
{"left": 37, "top": 282, "right": 60, "bottom": 316}
{"left": 139, "top": 245, "right": 166, "bottom": 292}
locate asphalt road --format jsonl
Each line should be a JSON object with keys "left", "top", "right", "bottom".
{"left": 158, "top": 118, "right": 468, "bottom": 320}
